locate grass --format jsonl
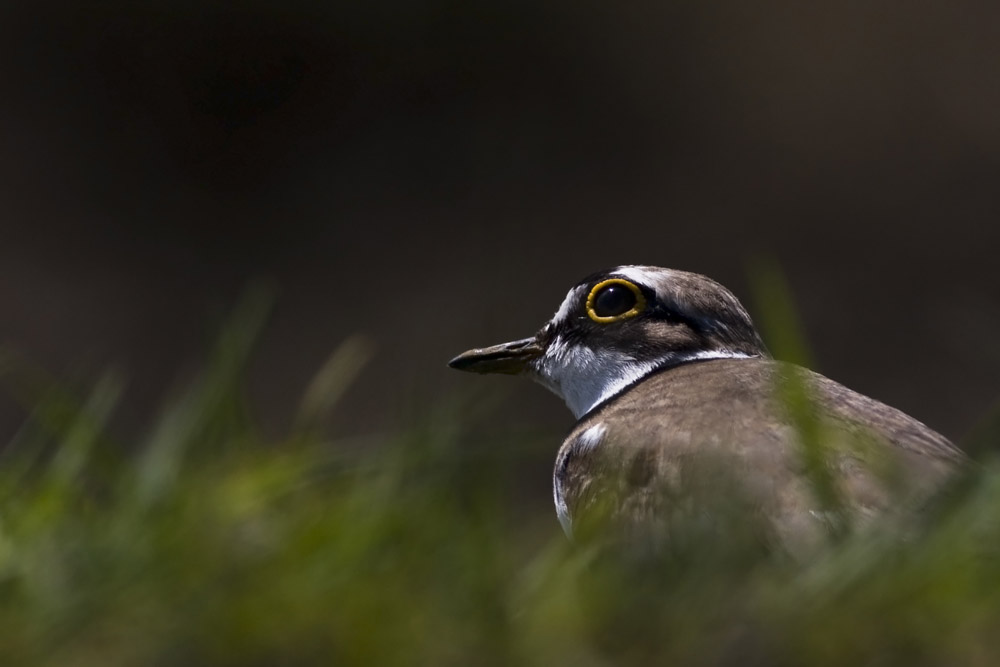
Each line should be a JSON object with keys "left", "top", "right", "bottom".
{"left": 0, "top": 288, "right": 997, "bottom": 666}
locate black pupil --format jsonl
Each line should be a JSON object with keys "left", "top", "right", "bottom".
{"left": 593, "top": 284, "right": 636, "bottom": 317}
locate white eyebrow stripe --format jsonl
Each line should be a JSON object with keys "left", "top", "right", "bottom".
{"left": 551, "top": 285, "right": 585, "bottom": 325}
{"left": 611, "top": 266, "right": 677, "bottom": 291}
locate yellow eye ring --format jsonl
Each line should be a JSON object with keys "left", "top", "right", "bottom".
{"left": 586, "top": 278, "right": 647, "bottom": 323}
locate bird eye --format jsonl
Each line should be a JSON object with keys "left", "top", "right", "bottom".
{"left": 586, "top": 279, "right": 647, "bottom": 323}
{"left": 593, "top": 285, "right": 634, "bottom": 316}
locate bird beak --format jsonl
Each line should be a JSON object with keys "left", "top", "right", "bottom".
{"left": 448, "top": 337, "right": 544, "bottom": 375}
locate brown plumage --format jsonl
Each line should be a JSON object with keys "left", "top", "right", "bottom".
{"left": 449, "top": 266, "right": 965, "bottom": 548}
{"left": 556, "top": 358, "right": 962, "bottom": 548}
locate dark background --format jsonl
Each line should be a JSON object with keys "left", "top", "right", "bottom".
{"left": 1, "top": 0, "right": 998, "bottom": 450}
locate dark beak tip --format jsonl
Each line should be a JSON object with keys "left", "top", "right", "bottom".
{"left": 446, "top": 350, "right": 486, "bottom": 374}
{"left": 446, "top": 354, "right": 470, "bottom": 371}
{"left": 447, "top": 338, "right": 543, "bottom": 375}
{"left": 447, "top": 349, "right": 506, "bottom": 374}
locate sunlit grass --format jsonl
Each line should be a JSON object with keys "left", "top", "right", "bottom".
{"left": 0, "top": 287, "right": 996, "bottom": 665}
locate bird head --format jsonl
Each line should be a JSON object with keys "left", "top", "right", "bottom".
{"left": 449, "top": 266, "right": 769, "bottom": 418}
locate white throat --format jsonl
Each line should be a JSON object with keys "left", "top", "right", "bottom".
{"left": 532, "top": 338, "right": 752, "bottom": 418}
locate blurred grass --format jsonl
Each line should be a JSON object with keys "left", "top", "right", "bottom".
{"left": 0, "top": 288, "right": 996, "bottom": 665}
{"left": 751, "top": 261, "right": 848, "bottom": 538}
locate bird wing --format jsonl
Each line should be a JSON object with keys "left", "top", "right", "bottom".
{"left": 554, "top": 358, "right": 963, "bottom": 546}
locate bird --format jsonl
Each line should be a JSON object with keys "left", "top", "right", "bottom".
{"left": 448, "top": 266, "right": 965, "bottom": 550}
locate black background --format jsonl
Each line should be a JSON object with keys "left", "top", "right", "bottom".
{"left": 1, "top": 0, "right": 998, "bottom": 447}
